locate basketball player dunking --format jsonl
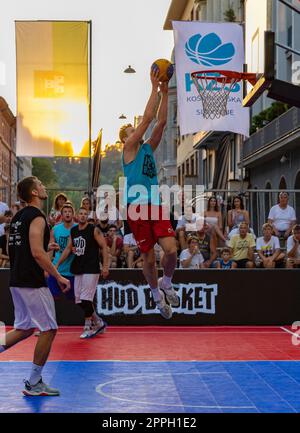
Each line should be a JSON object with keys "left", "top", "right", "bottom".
{"left": 119, "top": 69, "right": 179, "bottom": 319}
{"left": 0, "top": 176, "right": 70, "bottom": 396}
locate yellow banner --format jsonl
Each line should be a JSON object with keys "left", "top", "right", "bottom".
{"left": 16, "top": 21, "right": 89, "bottom": 157}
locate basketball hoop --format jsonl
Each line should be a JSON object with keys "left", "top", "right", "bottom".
{"left": 191, "top": 70, "right": 258, "bottom": 120}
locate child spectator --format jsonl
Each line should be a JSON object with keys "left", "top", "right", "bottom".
{"left": 256, "top": 223, "right": 285, "bottom": 268}
{"left": 106, "top": 224, "right": 123, "bottom": 268}
{"left": 216, "top": 247, "right": 237, "bottom": 269}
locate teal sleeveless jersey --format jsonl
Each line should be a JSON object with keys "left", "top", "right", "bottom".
{"left": 52, "top": 222, "right": 77, "bottom": 277}
{"left": 122, "top": 143, "right": 160, "bottom": 205}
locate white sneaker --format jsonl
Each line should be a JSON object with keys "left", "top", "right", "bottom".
{"left": 80, "top": 327, "right": 93, "bottom": 339}
{"left": 158, "top": 277, "right": 180, "bottom": 307}
{"left": 90, "top": 320, "right": 107, "bottom": 337}
{"left": 156, "top": 289, "right": 172, "bottom": 319}
{"left": 23, "top": 379, "right": 60, "bottom": 396}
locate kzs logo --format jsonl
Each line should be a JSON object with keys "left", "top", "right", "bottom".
{"left": 185, "top": 33, "right": 235, "bottom": 67}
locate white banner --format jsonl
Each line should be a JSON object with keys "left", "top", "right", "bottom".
{"left": 97, "top": 282, "right": 218, "bottom": 316}
{"left": 173, "top": 21, "right": 250, "bottom": 137}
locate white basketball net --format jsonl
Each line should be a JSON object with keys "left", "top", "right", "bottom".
{"left": 192, "top": 73, "right": 240, "bottom": 120}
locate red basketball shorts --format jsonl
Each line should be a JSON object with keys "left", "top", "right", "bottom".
{"left": 126, "top": 204, "right": 175, "bottom": 253}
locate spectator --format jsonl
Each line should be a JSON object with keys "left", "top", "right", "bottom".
{"left": 48, "top": 203, "right": 77, "bottom": 301}
{"left": 227, "top": 196, "right": 254, "bottom": 239}
{"left": 204, "top": 196, "right": 226, "bottom": 242}
{"left": 0, "top": 200, "right": 9, "bottom": 224}
{"left": 256, "top": 223, "right": 285, "bottom": 268}
{"left": 12, "top": 201, "right": 21, "bottom": 216}
{"left": 196, "top": 220, "right": 218, "bottom": 268}
{"left": 123, "top": 232, "right": 141, "bottom": 268}
{"left": 176, "top": 205, "right": 200, "bottom": 250}
{"left": 268, "top": 192, "right": 297, "bottom": 241}
{"left": 106, "top": 224, "right": 123, "bottom": 268}
{"left": 179, "top": 236, "right": 205, "bottom": 269}
{"left": 102, "top": 193, "right": 123, "bottom": 232}
{"left": 0, "top": 210, "right": 13, "bottom": 236}
{"left": 81, "top": 196, "right": 97, "bottom": 222}
{"left": 0, "top": 223, "right": 10, "bottom": 268}
{"left": 48, "top": 193, "right": 68, "bottom": 226}
{"left": 216, "top": 247, "right": 237, "bottom": 269}
{"left": 286, "top": 224, "right": 300, "bottom": 269}
{"left": 97, "top": 212, "right": 110, "bottom": 237}
{"left": 229, "top": 222, "right": 255, "bottom": 268}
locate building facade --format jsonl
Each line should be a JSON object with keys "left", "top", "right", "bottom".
{"left": 0, "top": 97, "right": 16, "bottom": 205}
{"left": 242, "top": 0, "right": 300, "bottom": 229}
{"left": 164, "top": 0, "right": 245, "bottom": 190}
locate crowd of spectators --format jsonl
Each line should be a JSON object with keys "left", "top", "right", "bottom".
{"left": 0, "top": 190, "right": 299, "bottom": 270}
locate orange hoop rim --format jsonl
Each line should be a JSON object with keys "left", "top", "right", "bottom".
{"left": 191, "top": 70, "right": 258, "bottom": 86}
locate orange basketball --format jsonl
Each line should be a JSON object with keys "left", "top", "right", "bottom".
{"left": 151, "top": 59, "right": 174, "bottom": 82}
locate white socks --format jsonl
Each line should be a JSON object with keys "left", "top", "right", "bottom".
{"left": 151, "top": 288, "right": 162, "bottom": 303}
{"left": 85, "top": 319, "right": 92, "bottom": 329}
{"left": 162, "top": 275, "right": 172, "bottom": 288}
{"left": 29, "top": 363, "right": 43, "bottom": 386}
{"left": 0, "top": 345, "right": 5, "bottom": 353}
{"left": 92, "top": 312, "right": 101, "bottom": 325}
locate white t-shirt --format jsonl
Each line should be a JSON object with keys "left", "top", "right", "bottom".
{"left": 179, "top": 248, "right": 204, "bottom": 269}
{"left": 176, "top": 214, "right": 199, "bottom": 232}
{"left": 0, "top": 202, "right": 9, "bottom": 216}
{"left": 268, "top": 204, "right": 296, "bottom": 231}
{"left": 123, "top": 233, "right": 137, "bottom": 247}
{"left": 256, "top": 236, "right": 280, "bottom": 257}
{"left": 287, "top": 235, "right": 300, "bottom": 259}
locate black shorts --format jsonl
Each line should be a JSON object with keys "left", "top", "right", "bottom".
{"left": 234, "top": 259, "right": 249, "bottom": 269}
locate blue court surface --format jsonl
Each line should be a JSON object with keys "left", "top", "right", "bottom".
{"left": 1, "top": 360, "right": 300, "bottom": 413}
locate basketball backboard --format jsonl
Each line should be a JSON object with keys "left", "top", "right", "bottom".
{"left": 243, "top": 0, "right": 300, "bottom": 109}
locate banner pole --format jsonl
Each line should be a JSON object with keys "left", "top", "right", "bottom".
{"left": 88, "top": 20, "right": 93, "bottom": 205}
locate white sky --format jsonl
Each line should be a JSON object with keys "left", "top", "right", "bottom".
{"left": 0, "top": 0, "right": 174, "bottom": 146}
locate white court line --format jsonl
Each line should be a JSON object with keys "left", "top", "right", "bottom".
{"left": 280, "top": 326, "right": 300, "bottom": 339}
{"left": 95, "top": 372, "right": 256, "bottom": 410}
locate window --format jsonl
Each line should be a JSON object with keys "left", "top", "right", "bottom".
{"left": 208, "top": 153, "right": 213, "bottom": 183}
{"left": 191, "top": 155, "right": 195, "bottom": 176}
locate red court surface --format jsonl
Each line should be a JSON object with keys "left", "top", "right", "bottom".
{"left": 1, "top": 326, "right": 299, "bottom": 362}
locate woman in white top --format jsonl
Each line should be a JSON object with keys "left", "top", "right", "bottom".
{"left": 204, "top": 196, "right": 226, "bottom": 242}
{"left": 48, "top": 193, "right": 68, "bottom": 226}
{"left": 180, "top": 236, "right": 205, "bottom": 269}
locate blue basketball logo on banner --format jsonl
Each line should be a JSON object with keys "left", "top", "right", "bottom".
{"left": 185, "top": 33, "right": 235, "bottom": 67}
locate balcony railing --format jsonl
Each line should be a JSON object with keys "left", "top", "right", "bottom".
{"left": 243, "top": 107, "right": 300, "bottom": 160}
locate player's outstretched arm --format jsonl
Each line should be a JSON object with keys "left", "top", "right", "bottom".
{"left": 148, "top": 81, "right": 168, "bottom": 151}
{"left": 124, "top": 69, "right": 160, "bottom": 150}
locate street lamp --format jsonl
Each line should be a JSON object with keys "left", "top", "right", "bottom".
{"left": 124, "top": 65, "right": 136, "bottom": 73}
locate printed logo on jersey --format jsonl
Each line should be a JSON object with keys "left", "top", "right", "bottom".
{"left": 58, "top": 235, "right": 69, "bottom": 251}
{"left": 142, "top": 155, "right": 157, "bottom": 179}
{"left": 73, "top": 236, "right": 86, "bottom": 256}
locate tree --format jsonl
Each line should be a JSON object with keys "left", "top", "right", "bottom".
{"left": 224, "top": 7, "right": 236, "bottom": 22}
{"left": 32, "top": 158, "right": 57, "bottom": 186}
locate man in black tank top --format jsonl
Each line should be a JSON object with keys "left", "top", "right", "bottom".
{"left": 197, "top": 221, "right": 218, "bottom": 268}
{"left": 1, "top": 176, "right": 70, "bottom": 397}
{"left": 56, "top": 207, "right": 109, "bottom": 339}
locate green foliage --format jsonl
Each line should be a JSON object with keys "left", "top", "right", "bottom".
{"left": 250, "top": 102, "right": 290, "bottom": 134}
{"left": 224, "top": 7, "right": 236, "bottom": 22}
{"left": 32, "top": 158, "right": 58, "bottom": 186}
{"left": 99, "top": 145, "right": 122, "bottom": 188}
